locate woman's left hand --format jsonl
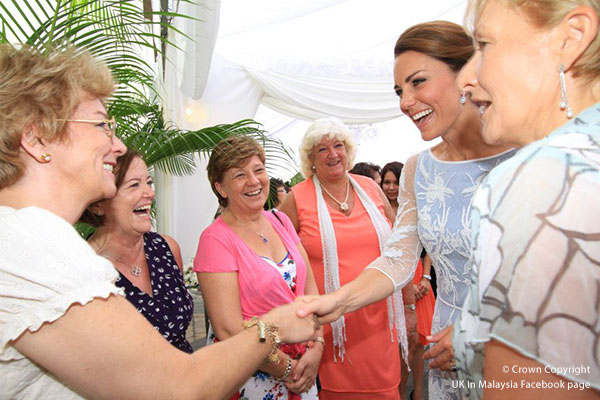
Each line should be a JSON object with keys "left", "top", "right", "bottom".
{"left": 285, "top": 344, "right": 323, "bottom": 394}
{"left": 424, "top": 325, "right": 455, "bottom": 370}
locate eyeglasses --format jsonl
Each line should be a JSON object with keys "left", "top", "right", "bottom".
{"left": 58, "top": 117, "right": 116, "bottom": 140}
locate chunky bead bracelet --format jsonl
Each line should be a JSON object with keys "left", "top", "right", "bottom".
{"left": 242, "top": 316, "right": 282, "bottom": 363}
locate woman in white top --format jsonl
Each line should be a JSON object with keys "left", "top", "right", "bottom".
{"left": 0, "top": 44, "right": 318, "bottom": 399}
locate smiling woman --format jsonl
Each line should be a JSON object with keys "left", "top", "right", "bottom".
{"left": 452, "top": 0, "right": 600, "bottom": 398}
{"left": 0, "top": 44, "right": 319, "bottom": 400}
{"left": 279, "top": 117, "right": 414, "bottom": 400}
{"left": 83, "top": 151, "right": 195, "bottom": 353}
{"left": 194, "top": 135, "right": 324, "bottom": 399}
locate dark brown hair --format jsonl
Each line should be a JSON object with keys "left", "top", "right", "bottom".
{"left": 394, "top": 21, "right": 474, "bottom": 72}
{"left": 380, "top": 161, "right": 404, "bottom": 188}
{"left": 80, "top": 150, "right": 143, "bottom": 227}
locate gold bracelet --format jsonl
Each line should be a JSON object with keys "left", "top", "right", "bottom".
{"left": 242, "top": 317, "right": 282, "bottom": 364}
{"left": 315, "top": 336, "right": 325, "bottom": 345}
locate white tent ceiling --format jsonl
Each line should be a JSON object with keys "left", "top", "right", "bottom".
{"left": 161, "top": 0, "right": 468, "bottom": 261}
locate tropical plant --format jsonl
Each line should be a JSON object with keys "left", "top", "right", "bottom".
{"left": 1, "top": 0, "right": 297, "bottom": 238}
{"left": 0, "top": 0, "right": 296, "bottom": 175}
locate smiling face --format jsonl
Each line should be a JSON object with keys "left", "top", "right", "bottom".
{"left": 215, "top": 155, "right": 269, "bottom": 214}
{"left": 394, "top": 51, "right": 464, "bottom": 141}
{"left": 382, "top": 170, "right": 399, "bottom": 202}
{"left": 101, "top": 156, "right": 155, "bottom": 235}
{"left": 48, "top": 95, "right": 126, "bottom": 204}
{"left": 311, "top": 136, "right": 349, "bottom": 182}
{"left": 458, "top": 0, "right": 562, "bottom": 147}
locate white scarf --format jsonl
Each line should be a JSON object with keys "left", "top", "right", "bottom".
{"left": 313, "top": 174, "right": 408, "bottom": 364}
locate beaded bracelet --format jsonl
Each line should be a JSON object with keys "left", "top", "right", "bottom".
{"left": 278, "top": 355, "right": 293, "bottom": 381}
{"left": 242, "top": 317, "right": 282, "bottom": 363}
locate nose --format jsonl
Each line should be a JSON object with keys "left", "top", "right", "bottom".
{"left": 327, "top": 146, "right": 337, "bottom": 158}
{"left": 144, "top": 182, "right": 156, "bottom": 200}
{"left": 457, "top": 54, "right": 478, "bottom": 94}
{"left": 399, "top": 91, "right": 416, "bottom": 114}
{"left": 248, "top": 171, "right": 261, "bottom": 185}
{"left": 111, "top": 136, "right": 127, "bottom": 157}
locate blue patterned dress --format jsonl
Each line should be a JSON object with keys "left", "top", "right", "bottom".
{"left": 116, "top": 231, "right": 194, "bottom": 353}
{"left": 414, "top": 149, "right": 515, "bottom": 399}
{"left": 368, "top": 148, "right": 515, "bottom": 400}
{"left": 454, "top": 103, "right": 600, "bottom": 398}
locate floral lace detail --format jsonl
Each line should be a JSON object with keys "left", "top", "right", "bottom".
{"left": 367, "top": 148, "right": 515, "bottom": 400}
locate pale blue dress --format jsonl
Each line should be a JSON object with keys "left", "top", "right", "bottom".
{"left": 368, "top": 147, "right": 515, "bottom": 400}
{"left": 453, "top": 103, "right": 600, "bottom": 398}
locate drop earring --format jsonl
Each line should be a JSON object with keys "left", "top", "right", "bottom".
{"left": 40, "top": 153, "right": 52, "bottom": 163}
{"left": 460, "top": 90, "right": 467, "bottom": 105}
{"left": 558, "top": 64, "right": 573, "bottom": 119}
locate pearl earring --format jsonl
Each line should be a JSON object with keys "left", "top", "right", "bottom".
{"left": 40, "top": 153, "right": 52, "bottom": 163}
{"left": 460, "top": 90, "right": 467, "bottom": 105}
{"left": 558, "top": 64, "right": 573, "bottom": 119}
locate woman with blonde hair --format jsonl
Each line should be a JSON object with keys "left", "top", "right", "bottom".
{"left": 453, "top": 0, "right": 600, "bottom": 397}
{"left": 280, "top": 117, "right": 415, "bottom": 400}
{"left": 0, "top": 45, "right": 318, "bottom": 399}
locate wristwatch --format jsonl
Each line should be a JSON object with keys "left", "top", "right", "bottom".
{"left": 405, "top": 304, "right": 416, "bottom": 311}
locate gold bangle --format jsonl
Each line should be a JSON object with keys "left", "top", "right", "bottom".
{"left": 315, "top": 336, "right": 325, "bottom": 345}
{"left": 242, "top": 317, "right": 281, "bottom": 364}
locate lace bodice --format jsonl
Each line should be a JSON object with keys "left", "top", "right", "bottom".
{"left": 367, "top": 148, "right": 515, "bottom": 400}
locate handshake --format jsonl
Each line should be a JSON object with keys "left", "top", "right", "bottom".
{"left": 260, "top": 294, "right": 341, "bottom": 344}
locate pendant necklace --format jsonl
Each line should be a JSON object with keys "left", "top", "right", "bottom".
{"left": 91, "top": 235, "right": 144, "bottom": 277}
{"left": 320, "top": 178, "right": 350, "bottom": 212}
{"left": 229, "top": 210, "right": 269, "bottom": 244}
{"left": 100, "top": 250, "right": 143, "bottom": 277}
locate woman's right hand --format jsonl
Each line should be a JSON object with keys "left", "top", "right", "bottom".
{"left": 295, "top": 293, "right": 345, "bottom": 325}
{"left": 262, "top": 302, "right": 320, "bottom": 343}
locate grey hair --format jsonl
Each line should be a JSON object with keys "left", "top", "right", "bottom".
{"left": 299, "top": 117, "right": 357, "bottom": 178}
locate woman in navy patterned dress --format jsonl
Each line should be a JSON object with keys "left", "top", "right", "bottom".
{"left": 83, "top": 151, "right": 194, "bottom": 353}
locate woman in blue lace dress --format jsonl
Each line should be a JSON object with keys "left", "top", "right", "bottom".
{"left": 296, "top": 21, "right": 513, "bottom": 399}
{"left": 84, "top": 151, "right": 194, "bottom": 353}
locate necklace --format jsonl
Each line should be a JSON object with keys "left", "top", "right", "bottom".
{"left": 320, "top": 178, "right": 350, "bottom": 211}
{"left": 228, "top": 210, "right": 269, "bottom": 244}
{"left": 101, "top": 251, "right": 143, "bottom": 277}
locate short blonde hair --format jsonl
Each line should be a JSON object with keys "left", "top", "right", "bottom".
{"left": 466, "top": 0, "right": 600, "bottom": 83}
{"left": 0, "top": 45, "right": 115, "bottom": 188}
{"left": 207, "top": 135, "right": 266, "bottom": 207}
{"left": 299, "top": 117, "right": 357, "bottom": 178}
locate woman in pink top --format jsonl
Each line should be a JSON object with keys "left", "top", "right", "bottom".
{"left": 194, "top": 135, "right": 323, "bottom": 399}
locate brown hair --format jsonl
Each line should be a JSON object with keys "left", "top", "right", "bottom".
{"left": 466, "top": 0, "right": 600, "bottom": 82}
{"left": 0, "top": 45, "right": 115, "bottom": 188}
{"left": 80, "top": 150, "right": 143, "bottom": 227}
{"left": 394, "top": 21, "right": 475, "bottom": 72}
{"left": 207, "top": 135, "right": 266, "bottom": 207}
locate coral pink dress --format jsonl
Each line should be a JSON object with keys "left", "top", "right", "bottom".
{"left": 413, "top": 260, "right": 435, "bottom": 345}
{"left": 292, "top": 175, "right": 400, "bottom": 400}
